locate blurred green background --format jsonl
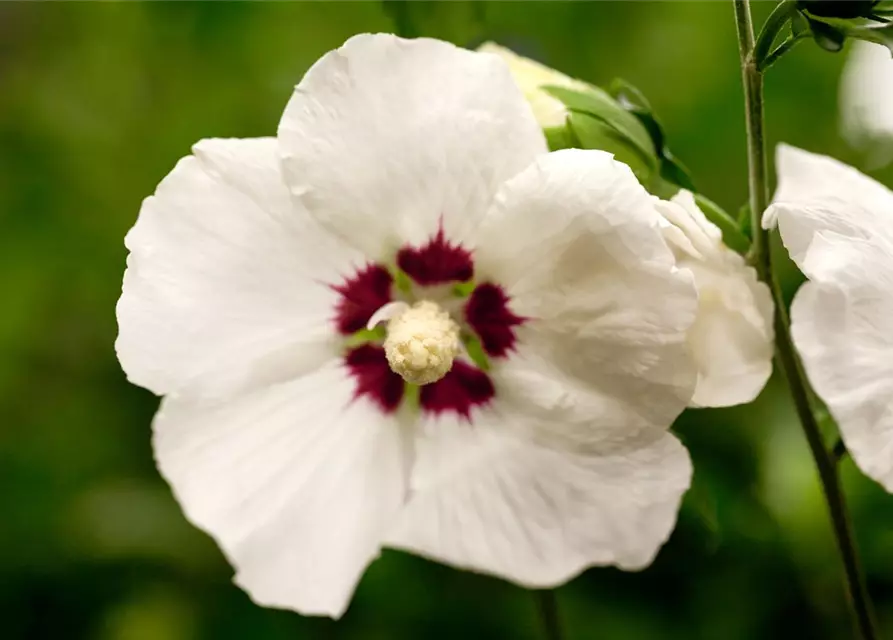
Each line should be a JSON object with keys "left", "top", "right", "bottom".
{"left": 2, "top": 2, "right": 893, "bottom": 639}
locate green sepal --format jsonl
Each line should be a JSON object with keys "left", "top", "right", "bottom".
{"left": 805, "top": 14, "right": 847, "bottom": 52}
{"left": 693, "top": 194, "right": 751, "bottom": 255}
{"left": 660, "top": 150, "right": 696, "bottom": 193}
{"left": 791, "top": 10, "right": 811, "bottom": 36}
{"left": 542, "top": 85, "right": 659, "bottom": 172}
{"left": 609, "top": 78, "right": 696, "bottom": 192}
{"left": 799, "top": 10, "right": 893, "bottom": 54}
{"left": 543, "top": 122, "right": 576, "bottom": 152}
{"left": 566, "top": 111, "right": 655, "bottom": 183}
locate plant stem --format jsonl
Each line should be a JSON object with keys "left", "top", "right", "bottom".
{"left": 535, "top": 590, "right": 563, "bottom": 640}
{"left": 733, "top": 2, "right": 879, "bottom": 638}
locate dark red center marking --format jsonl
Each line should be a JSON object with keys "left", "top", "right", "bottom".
{"left": 420, "top": 360, "right": 495, "bottom": 420}
{"left": 464, "top": 283, "right": 525, "bottom": 358}
{"left": 345, "top": 344, "right": 405, "bottom": 414}
{"left": 397, "top": 227, "right": 473, "bottom": 286}
{"left": 332, "top": 263, "right": 393, "bottom": 335}
{"left": 336, "top": 230, "right": 521, "bottom": 419}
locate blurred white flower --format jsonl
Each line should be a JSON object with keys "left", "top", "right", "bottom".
{"left": 765, "top": 143, "right": 893, "bottom": 492}
{"left": 658, "top": 191, "right": 774, "bottom": 407}
{"left": 840, "top": 41, "right": 893, "bottom": 167}
{"left": 116, "top": 34, "right": 699, "bottom": 618}
{"left": 477, "top": 41, "right": 592, "bottom": 128}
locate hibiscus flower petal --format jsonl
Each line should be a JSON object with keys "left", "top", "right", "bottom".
{"left": 763, "top": 143, "right": 893, "bottom": 247}
{"left": 385, "top": 403, "right": 691, "bottom": 584}
{"left": 116, "top": 137, "right": 361, "bottom": 399}
{"left": 153, "top": 359, "right": 409, "bottom": 618}
{"left": 278, "top": 33, "right": 548, "bottom": 259}
{"left": 791, "top": 235, "right": 893, "bottom": 491}
{"left": 472, "top": 149, "right": 699, "bottom": 435}
{"left": 768, "top": 145, "right": 893, "bottom": 491}
{"left": 659, "top": 190, "right": 774, "bottom": 408}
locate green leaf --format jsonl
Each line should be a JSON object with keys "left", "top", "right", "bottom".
{"left": 541, "top": 84, "right": 658, "bottom": 169}
{"left": 566, "top": 112, "right": 655, "bottom": 183}
{"left": 693, "top": 194, "right": 750, "bottom": 254}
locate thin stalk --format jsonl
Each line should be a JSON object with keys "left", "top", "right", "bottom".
{"left": 535, "top": 590, "right": 563, "bottom": 640}
{"left": 733, "top": 2, "right": 879, "bottom": 638}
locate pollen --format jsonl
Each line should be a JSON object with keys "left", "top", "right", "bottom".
{"left": 384, "top": 300, "right": 460, "bottom": 385}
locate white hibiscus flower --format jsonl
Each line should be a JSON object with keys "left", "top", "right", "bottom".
{"left": 765, "top": 143, "right": 893, "bottom": 491}
{"left": 841, "top": 41, "right": 893, "bottom": 167}
{"left": 657, "top": 191, "right": 774, "bottom": 408}
{"left": 116, "top": 34, "right": 700, "bottom": 618}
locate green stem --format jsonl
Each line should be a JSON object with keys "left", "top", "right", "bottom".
{"left": 733, "top": 2, "right": 879, "bottom": 638}
{"left": 535, "top": 591, "right": 563, "bottom": 640}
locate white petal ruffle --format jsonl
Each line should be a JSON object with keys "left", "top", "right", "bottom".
{"left": 278, "top": 33, "right": 548, "bottom": 259}
{"left": 659, "top": 190, "right": 774, "bottom": 408}
{"left": 154, "top": 360, "right": 410, "bottom": 618}
{"left": 117, "top": 137, "right": 359, "bottom": 399}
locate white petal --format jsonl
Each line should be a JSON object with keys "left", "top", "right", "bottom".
{"left": 790, "top": 233, "right": 893, "bottom": 491}
{"left": 473, "top": 149, "right": 699, "bottom": 433}
{"left": 116, "top": 137, "right": 361, "bottom": 399}
{"left": 771, "top": 147, "right": 893, "bottom": 491}
{"left": 763, "top": 144, "right": 893, "bottom": 254}
{"left": 386, "top": 401, "right": 692, "bottom": 584}
{"left": 278, "top": 34, "right": 548, "bottom": 258}
{"left": 153, "top": 360, "right": 409, "bottom": 618}
{"left": 660, "top": 191, "right": 774, "bottom": 408}
{"left": 841, "top": 41, "right": 893, "bottom": 167}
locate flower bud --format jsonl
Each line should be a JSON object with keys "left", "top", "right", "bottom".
{"left": 478, "top": 42, "right": 659, "bottom": 183}
{"left": 476, "top": 42, "right": 592, "bottom": 129}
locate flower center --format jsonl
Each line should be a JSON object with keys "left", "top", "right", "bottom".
{"left": 382, "top": 300, "right": 460, "bottom": 385}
